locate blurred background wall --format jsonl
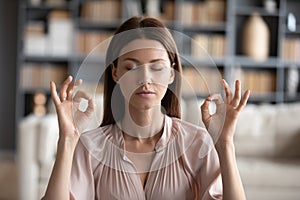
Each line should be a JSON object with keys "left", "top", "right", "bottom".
{"left": 0, "top": 0, "right": 18, "bottom": 153}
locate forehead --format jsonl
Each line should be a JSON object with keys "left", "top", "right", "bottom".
{"left": 118, "top": 39, "right": 169, "bottom": 62}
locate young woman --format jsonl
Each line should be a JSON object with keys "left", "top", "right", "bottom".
{"left": 43, "top": 17, "right": 250, "bottom": 200}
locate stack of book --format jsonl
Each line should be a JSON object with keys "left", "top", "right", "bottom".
{"left": 192, "top": 34, "right": 226, "bottom": 58}
{"left": 48, "top": 10, "right": 73, "bottom": 56}
{"left": 23, "top": 10, "right": 73, "bottom": 57}
{"left": 76, "top": 31, "right": 113, "bottom": 55}
{"left": 81, "top": 0, "right": 121, "bottom": 23}
{"left": 23, "top": 21, "right": 47, "bottom": 56}
{"left": 282, "top": 38, "right": 300, "bottom": 63}
{"left": 20, "top": 64, "right": 68, "bottom": 90}
{"left": 177, "top": 0, "right": 226, "bottom": 25}
{"left": 236, "top": 69, "right": 277, "bottom": 95}
{"left": 182, "top": 67, "right": 222, "bottom": 96}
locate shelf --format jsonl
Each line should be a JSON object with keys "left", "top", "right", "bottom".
{"left": 75, "top": 19, "right": 122, "bottom": 31}
{"left": 285, "top": 93, "right": 300, "bottom": 102}
{"left": 21, "top": 54, "right": 108, "bottom": 64}
{"left": 23, "top": 2, "right": 73, "bottom": 10}
{"left": 284, "top": 25, "right": 300, "bottom": 35}
{"left": 234, "top": 56, "right": 279, "bottom": 67}
{"left": 16, "top": 0, "right": 300, "bottom": 122}
{"left": 282, "top": 61, "right": 300, "bottom": 67}
{"left": 181, "top": 55, "right": 226, "bottom": 67}
{"left": 248, "top": 92, "right": 279, "bottom": 102}
{"left": 21, "top": 55, "right": 70, "bottom": 63}
{"left": 235, "top": 6, "right": 280, "bottom": 17}
{"left": 20, "top": 88, "right": 51, "bottom": 94}
{"left": 181, "top": 23, "right": 227, "bottom": 33}
{"left": 70, "top": 54, "right": 106, "bottom": 64}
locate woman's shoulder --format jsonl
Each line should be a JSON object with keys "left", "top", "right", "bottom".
{"left": 81, "top": 124, "right": 114, "bottom": 139}
{"left": 76, "top": 124, "right": 117, "bottom": 154}
{"left": 75, "top": 123, "right": 123, "bottom": 167}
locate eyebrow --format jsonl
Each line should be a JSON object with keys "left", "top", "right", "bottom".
{"left": 121, "top": 57, "right": 168, "bottom": 64}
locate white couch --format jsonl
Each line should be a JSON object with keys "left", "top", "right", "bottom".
{"left": 17, "top": 97, "right": 300, "bottom": 200}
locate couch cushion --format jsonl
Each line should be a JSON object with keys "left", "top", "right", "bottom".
{"left": 237, "top": 157, "right": 300, "bottom": 188}
{"left": 235, "top": 104, "right": 277, "bottom": 157}
{"left": 18, "top": 115, "right": 41, "bottom": 200}
{"left": 37, "top": 114, "right": 59, "bottom": 166}
{"left": 275, "top": 102, "right": 300, "bottom": 157}
{"left": 244, "top": 186, "right": 300, "bottom": 200}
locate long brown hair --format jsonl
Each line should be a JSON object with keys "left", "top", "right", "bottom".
{"left": 101, "top": 17, "right": 182, "bottom": 126}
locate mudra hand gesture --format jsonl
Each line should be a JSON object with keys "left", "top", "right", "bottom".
{"left": 201, "top": 79, "right": 250, "bottom": 144}
{"left": 50, "top": 76, "right": 96, "bottom": 141}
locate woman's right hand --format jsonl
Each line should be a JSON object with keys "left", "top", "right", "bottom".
{"left": 50, "top": 76, "right": 96, "bottom": 144}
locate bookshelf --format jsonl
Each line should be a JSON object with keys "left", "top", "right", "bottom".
{"left": 16, "top": 0, "right": 300, "bottom": 121}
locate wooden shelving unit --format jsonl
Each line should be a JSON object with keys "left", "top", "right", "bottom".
{"left": 16, "top": 0, "right": 300, "bottom": 122}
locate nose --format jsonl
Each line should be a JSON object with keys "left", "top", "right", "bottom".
{"left": 138, "top": 66, "right": 152, "bottom": 85}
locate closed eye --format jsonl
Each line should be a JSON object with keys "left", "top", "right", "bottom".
{"left": 150, "top": 67, "right": 164, "bottom": 71}
{"left": 150, "top": 63, "right": 167, "bottom": 71}
{"left": 126, "top": 66, "right": 138, "bottom": 71}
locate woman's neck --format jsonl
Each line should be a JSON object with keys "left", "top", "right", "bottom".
{"left": 120, "top": 105, "right": 165, "bottom": 139}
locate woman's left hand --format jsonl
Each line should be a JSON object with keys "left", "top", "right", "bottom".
{"left": 201, "top": 79, "right": 250, "bottom": 144}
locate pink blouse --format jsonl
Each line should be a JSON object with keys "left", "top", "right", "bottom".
{"left": 70, "top": 115, "right": 222, "bottom": 200}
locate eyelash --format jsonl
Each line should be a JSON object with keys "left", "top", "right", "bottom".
{"left": 125, "top": 66, "right": 137, "bottom": 70}
{"left": 125, "top": 66, "right": 164, "bottom": 71}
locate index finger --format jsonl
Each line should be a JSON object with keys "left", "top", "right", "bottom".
{"left": 50, "top": 81, "right": 60, "bottom": 106}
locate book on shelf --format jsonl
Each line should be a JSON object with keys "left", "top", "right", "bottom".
{"left": 191, "top": 34, "right": 210, "bottom": 59}
{"left": 191, "top": 34, "right": 226, "bottom": 59}
{"left": 76, "top": 31, "right": 113, "bottom": 55}
{"left": 161, "top": 1, "right": 175, "bottom": 21}
{"left": 20, "top": 64, "right": 68, "bottom": 90}
{"left": 177, "top": 1, "right": 194, "bottom": 25}
{"left": 145, "top": 0, "right": 160, "bottom": 18}
{"left": 206, "top": 0, "right": 226, "bottom": 24}
{"left": 23, "top": 21, "right": 47, "bottom": 56}
{"left": 81, "top": 0, "right": 122, "bottom": 23}
{"left": 48, "top": 10, "right": 73, "bottom": 56}
{"left": 177, "top": 0, "right": 226, "bottom": 26}
{"left": 282, "top": 38, "right": 300, "bottom": 63}
{"left": 182, "top": 67, "right": 222, "bottom": 96}
{"left": 23, "top": 10, "right": 73, "bottom": 57}
{"left": 236, "top": 68, "right": 276, "bottom": 95}
{"left": 124, "top": 0, "right": 143, "bottom": 18}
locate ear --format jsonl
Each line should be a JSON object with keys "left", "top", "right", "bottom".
{"left": 168, "top": 67, "right": 175, "bottom": 84}
{"left": 111, "top": 64, "right": 118, "bottom": 83}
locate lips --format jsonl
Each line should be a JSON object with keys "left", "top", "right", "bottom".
{"left": 136, "top": 90, "right": 155, "bottom": 95}
{"left": 135, "top": 90, "right": 155, "bottom": 97}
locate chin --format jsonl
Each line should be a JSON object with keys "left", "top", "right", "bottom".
{"left": 129, "top": 99, "right": 161, "bottom": 111}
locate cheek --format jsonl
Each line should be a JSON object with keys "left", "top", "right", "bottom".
{"left": 157, "top": 84, "right": 168, "bottom": 97}
{"left": 154, "top": 70, "right": 174, "bottom": 86}
{"left": 117, "top": 73, "right": 138, "bottom": 100}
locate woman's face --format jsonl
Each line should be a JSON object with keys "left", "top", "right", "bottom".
{"left": 112, "top": 39, "right": 174, "bottom": 110}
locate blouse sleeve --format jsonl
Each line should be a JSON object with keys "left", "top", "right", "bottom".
{"left": 197, "top": 147, "right": 223, "bottom": 200}
{"left": 69, "top": 139, "right": 95, "bottom": 200}
{"left": 183, "top": 128, "right": 223, "bottom": 200}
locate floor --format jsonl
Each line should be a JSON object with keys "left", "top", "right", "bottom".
{"left": 0, "top": 159, "right": 18, "bottom": 200}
